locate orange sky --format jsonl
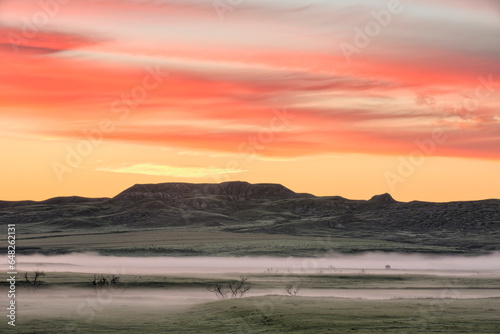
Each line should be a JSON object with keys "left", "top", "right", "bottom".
{"left": 1, "top": 0, "right": 499, "bottom": 202}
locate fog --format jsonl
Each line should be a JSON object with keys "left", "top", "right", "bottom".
{"left": 13, "top": 288, "right": 216, "bottom": 312}
{"left": 7, "top": 252, "right": 500, "bottom": 276}
{"left": 260, "top": 289, "right": 500, "bottom": 300}
{"left": 6, "top": 287, "right": 500, "bottom": 316}
{"left": 2, "top": 253, "right": 500, "bottom": 314}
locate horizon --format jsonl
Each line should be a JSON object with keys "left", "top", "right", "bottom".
{"left": 2, "top": 180, "right": 499, "bottom": 204}
{"left": 1, "top": 0, "right": 499, "bottom": 202}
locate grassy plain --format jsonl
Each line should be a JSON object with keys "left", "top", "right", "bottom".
{"left": 8, "top": 295, "right": 500, "bottom": 334}
{"left": 2, "top": 271, "right": 500, "bottom": 289}
{"left": 1, "top": 271, "right": 499, "bottom": 333}
{"left": 16, "top": 229, "right": 465, "bottom": 256}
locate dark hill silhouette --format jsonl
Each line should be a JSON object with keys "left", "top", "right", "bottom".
{"left": 113, "top": 181, "right": 311, "bottom": 202}
{"left": 1, "top": 182, "right": 499, "bottom": 254}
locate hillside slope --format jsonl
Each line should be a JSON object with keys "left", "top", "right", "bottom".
{"left": 1, "top": 181, "right": 499, "bottom": 255}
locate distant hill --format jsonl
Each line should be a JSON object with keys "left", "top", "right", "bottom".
{"left": 1, "top": 181, "right": 499, "bottom": 255}
{"left": 113, "top": 181, "right": 311, "bottom": 202}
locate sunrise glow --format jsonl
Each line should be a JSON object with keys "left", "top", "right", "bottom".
{"left": 1, "top": 0, "right": 499, "bottom": 201}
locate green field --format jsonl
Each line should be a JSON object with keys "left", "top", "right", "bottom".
{"left": 16, "top": 229, "right": 472, "bottom": 256}
{"left": 2, "top": 271, "right": 500, "bottom": 333}
{"left": 9, "top": 295, "right": 500, "bottom": 334}
{"left": 3, "top": 271, "right": 500, "bottom": 289}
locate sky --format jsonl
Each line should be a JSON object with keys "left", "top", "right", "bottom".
{"left": 0, "top": 0, "right": 499, "bottom": 202}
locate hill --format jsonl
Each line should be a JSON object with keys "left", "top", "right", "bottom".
{"left": 1, "top": 181, "right": 499, "bottom": 255}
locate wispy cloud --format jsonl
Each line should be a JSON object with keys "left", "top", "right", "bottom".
{"left": 1, "top": 0, "right": 499, "bottom": 160}
{"left": 96, "top": 163, "right": 247, "bottom": 178}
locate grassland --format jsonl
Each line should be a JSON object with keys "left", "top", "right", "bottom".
{"left": 3, "top": 271, "right": 500, "bottom": 290}
{"left": 9, "top": 294, "right": 500, "bottom": 334}
{"left": 2, "top": 270, "right": 500, "bottom": 333}
{"left": 2, "top": 183, "right": 499, "bottom": 332}
{"left": 16, "top": 229, "right": 469, "bottom": 256}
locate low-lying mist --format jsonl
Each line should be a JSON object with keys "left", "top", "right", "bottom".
{"left": 6, "top": 252, "right": 500, "bottom": 275}
{"left": 5, "top": 287, "right": 500, "bottom": 312}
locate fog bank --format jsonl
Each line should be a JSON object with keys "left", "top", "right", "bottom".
{"left": 5, "top": 252, "right": 500, "bottom": 276}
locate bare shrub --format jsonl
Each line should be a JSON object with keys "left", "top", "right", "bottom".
{"left": 24, "top": 269, "right": 46, "bottom": 292}
{"left": 207, "top": 283, "right": 230, "bottom": 299}
{"left": 90, "top": 274, "right": 120, "bottom": 291}
{"left": 284, "top": 284, "right": 300, "bottom": 296}
{"left": 207, "top": 276, "right": 251, "bottom": 299}
{"left": 229, "top": 276, "right": 250, "bottom": 298}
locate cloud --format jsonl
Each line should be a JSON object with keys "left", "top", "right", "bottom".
{"left": 1, "top": 0, "right": 499, "bottom": 162}
{"left": 96, "top": 163, "right": 247, "bottom": 178}
{"left": 0, "top": 25, "right": 104, "bottom": 55}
